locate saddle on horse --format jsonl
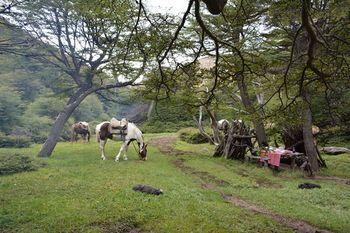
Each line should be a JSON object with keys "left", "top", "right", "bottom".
{"left": 109, "top": 118, "right": 128, "bottom": 141}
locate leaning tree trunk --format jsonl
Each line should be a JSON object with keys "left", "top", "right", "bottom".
{"left": 38, "top": 88, "right": 94, "bottom": 157}
{"left": 193, "top": 106, "right": 217, "bottom": 145}
{"left": 204, "top": 106, "right": 222, "bottom": 145}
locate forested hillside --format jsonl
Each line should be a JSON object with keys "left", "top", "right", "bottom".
{"left": 0, "top": 21, "right": 137, "bottom": 142}
{"left": 0, "top": 20, "right": 199, "bottom": 142}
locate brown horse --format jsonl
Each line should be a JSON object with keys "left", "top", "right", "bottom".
{"left": 71, "top": 122, "right": 90, "bottom": 142}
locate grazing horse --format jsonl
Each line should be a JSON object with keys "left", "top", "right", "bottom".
{"left": 71, "top": 122, "right": 90, "bottom": 142}
{"left": 95, "top": 118, "right": 148, "bottom": 161}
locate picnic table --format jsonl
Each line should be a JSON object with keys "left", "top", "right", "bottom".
{"left": 258, "top": 148, "right": 305, "bottom": 169}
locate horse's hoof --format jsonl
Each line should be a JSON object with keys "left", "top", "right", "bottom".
{"left": 115, "top": 159, "right": 119, "bottom": 162}
{"left": 124, "top": 157, "right": 128, "bottom": 161}
{"left": 101, "top": 157, "right": 106, "bottom": 160}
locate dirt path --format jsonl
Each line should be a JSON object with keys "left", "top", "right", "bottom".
{"left": 221, "top": 193, "right": 331, "bottom": 233}
{"left": 148, "top": 136, "right": 191, "bottom": 155}
{"left": 150, "top": 136, "right": 333, "bottom": 233}
{"left": 311, "top": 175, "right": 350, "bottom": 185}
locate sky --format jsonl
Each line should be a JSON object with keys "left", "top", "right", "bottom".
{"left": 145, "top": 0, "right": 189, "bottom": 14}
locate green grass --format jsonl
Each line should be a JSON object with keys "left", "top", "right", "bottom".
{"left": 319, "top": 154, "right": 350, "bottom": 178}
{"left": 0, "top": 134, "right": 349, "bottom": 232}
{"left": 174, "top": 139, "right": 350, "bottom": 233}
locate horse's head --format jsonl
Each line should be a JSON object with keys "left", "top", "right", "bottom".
{"left": 139, "top": 143, "right": 148, "bottom": 161}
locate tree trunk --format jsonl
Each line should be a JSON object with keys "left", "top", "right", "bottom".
{"left": 38, "top": 106, "right": 75, "bottom": 157}
{"left": 302, "top": 89, "right": 319, "bottom": 172}
{"left": 147, "top": 100, "right": 155, "bottom": 121}
{"left": 193, "top": 106, "right": 216, "bottom": 145}
{"left": 236, "top": 74, "right": 268, "bottom": 147}
{"left": 204, "top": 106, "right": 222, "bottom": 145}
{"left": 38, "top": 88, "right": 94, "bottom": 157}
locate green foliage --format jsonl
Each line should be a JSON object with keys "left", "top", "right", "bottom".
{"left": 0, "top": 134, "right": 31, "bottom": 148}
{"left": 0, "top": 87, "right": 23, "bottom": 134}
{"left": 317, "top": 126, "right": 350, "bottom": 147}
{"left": 73, "top": 95, "right": 107, "bottom": 122}
{"left": 25, "top": 94, "right": 66, "bottom": 119}
{"left": 0, "top": 154, "right": 44, "bottom": 175}
{"left": 178, "top": 127, "right": 209, "bottom": 144}
{"left": 141, "top": 120, "right": 193, "bottom": 133}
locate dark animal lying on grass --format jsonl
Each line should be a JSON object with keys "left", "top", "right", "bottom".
{"left": 132, "top": 184, "right": 163, "bottom": 195}
{"left": 298, "top": 183, "right": 321, "bottom": 189}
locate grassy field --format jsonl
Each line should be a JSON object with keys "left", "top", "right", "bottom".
{"left": 1, "top": 134, "right": 349, "bottom": 233}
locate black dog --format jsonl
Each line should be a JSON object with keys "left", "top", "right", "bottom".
{"left": 298, "top": 183, "right": 321, "bottom": 189}
{"left": 132, "top": 184, "right": 163, "bottom": 195}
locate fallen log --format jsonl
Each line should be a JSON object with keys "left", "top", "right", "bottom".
{"left": 321, "top": 147, "right": 350, "bottom": 155}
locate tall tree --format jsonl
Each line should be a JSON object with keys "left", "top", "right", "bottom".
{"left": 6, "top": 0, "right": 150, "bottom": 156}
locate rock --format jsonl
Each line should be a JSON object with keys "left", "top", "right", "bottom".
{"left": 321, "top": 147, "right": 350, "bottom": 155}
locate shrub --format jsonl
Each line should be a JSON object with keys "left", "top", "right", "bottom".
{"left": 0, "top": 154, "right": 45, "bottom": 175}
{"left": 0, "top": 134, "right": 32, "bottom": 148}
{"left": 30, "top": 134, "right": 48, "bottom": 144}
{"left": 178, "top": 127, "right": 209, "bottom": 144}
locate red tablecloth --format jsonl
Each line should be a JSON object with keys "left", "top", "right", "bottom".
{"left": 268, "top": 151, "right": 282, "bottom": 167}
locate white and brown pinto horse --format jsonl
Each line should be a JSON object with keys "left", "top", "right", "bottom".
{"left": 95, "top": 118, "right": 147, "bottom": 161}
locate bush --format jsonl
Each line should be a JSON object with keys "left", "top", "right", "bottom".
{"left": 0, "top": 154, "right": 45, "bottom": 175}
{"left": 178, "top": 127, "right": 209, "bottom": 144}
{"left": 30, "top": 134, "right": 47, "bottom": 144}
{"left": 0, "top": 134, "right": 32, "bottom": 148}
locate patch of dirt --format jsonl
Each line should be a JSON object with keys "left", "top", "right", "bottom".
{"left": 90, "top": 219, "right": 142, "bottom": 233}
{"left": 148, "top": 136, "right": 190, "bottom": 156}
{"left": 311, "top": 176, "right": 350, "bottom": 185}
{"left": 221, "top": 193, "right": 332, "bottom": 233}
{"left": 236, "top": 169, "right": 250, "bottom": 177}
{"left": 236, "top": 169, "right": 283, "bottom": 189}
{"left": 201, "top": 183, "right": 216, "bottom": 190}
{"left": 254, "top": 177, "right": 283, "bottom": 189}
{"left": 173, "top": 158, "right": 230, "bottom": 187}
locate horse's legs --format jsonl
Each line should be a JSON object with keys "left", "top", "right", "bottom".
{"left": 115, "top": 141, "right": 128, "bottom": 162}
{"left": 99, "top": 139, "right": 107, "bottom": 160}
{"left": 123, "top": 141, "right": 129, "bottom": 160}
